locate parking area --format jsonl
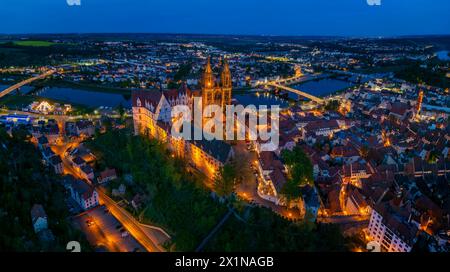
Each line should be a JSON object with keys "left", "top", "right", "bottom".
{"left": 72, "top": 205, "right": 145, "bottom": 252}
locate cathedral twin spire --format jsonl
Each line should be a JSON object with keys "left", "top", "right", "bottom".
{"left": 202, "top": 56, "right": 232, "bottom": 89}
{"left": 201, "top": 56, "right": 232, "bottom": 111}
{"left": 221, "top": 58, "right": 232, "bottom": 89}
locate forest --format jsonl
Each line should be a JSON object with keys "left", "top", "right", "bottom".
{"left": 87, "top": 128, "right": 349, "bottom": 252}
{"left": 0, "top": 127, "right": 90, "bottom": 251}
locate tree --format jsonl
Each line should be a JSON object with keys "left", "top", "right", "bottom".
{"left": 173, "top": 62, "right": 192, "bottom": 82}
{"left": 167, "top": 81, "right": 179, "bottom": 89}
{"left": 324, "top": 100, "right": 340, "bottom": 112}
{"left": 230, "top": 152, "right": 252, "bottom": 187}
{"left": 281, "top": 146, "right": 314, "bottom": 199}
{"left": 281, "top": 180, "right": 302, "bottom": 203}
{"left": 427, "top": 150, "right": 439, "bottom": 164}
{"left": 0, "top": 127, "right": 91, "bottom": 252}
{"left": 360, "top": 145, "right": 370, "bottom": 158}
{"left": 116, "top": 103, "right": 125, "bottom": 120}
{"left": 213, "top": 164, "right": 237, "bottom": 198}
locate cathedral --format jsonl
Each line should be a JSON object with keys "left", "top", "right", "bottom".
{"left": 131, "top": 56, "right": 234, "bottom": 178}
{"left": 133, "top": 56, "right": 232, "bottom": 127}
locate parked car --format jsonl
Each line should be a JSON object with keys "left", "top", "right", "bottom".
{"left": 86, "top": 220, "right": 94, "bottom": 227}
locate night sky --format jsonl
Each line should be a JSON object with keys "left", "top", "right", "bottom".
{"left": 1, "top": 0, "right": 449, "bottom": 36}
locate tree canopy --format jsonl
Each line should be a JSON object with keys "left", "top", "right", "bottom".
{"left": 87, "top": 128, "right": 349, "bottom": 252}
{"left": 213, "top": 163, "right": 237, "bottom": 198}
{"left": 281, "top": 146, "right": 314, "bottom": 199}
{"left": 324, "top": 100, "right": 341, "bottom": 112}
{"left": 0, "top": 127, "right": 90, "bottom": 251}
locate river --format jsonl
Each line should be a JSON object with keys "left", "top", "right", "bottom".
{"left": 289, "top": 78, "right": 353, "bottom": 99}
{"left": 436, "top": 50, "right": 450, "bottom": 61}
{"left": 36, "top": 87, "right": 131, "bottom": 108}
{"left": 3, "top": 77, "right": 353, "bottom": 109}
{"left": 0, "top": 84, "right": 34, "bottom": 94}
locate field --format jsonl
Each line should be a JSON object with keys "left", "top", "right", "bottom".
{"left": 13, "top": 40, "right": 55, "bottom": 47}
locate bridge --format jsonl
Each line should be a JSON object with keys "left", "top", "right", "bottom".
{"left": 0, "top": 69, "right": 56, "bottom": 99}
{"left": 264, "top": 82, "right": 324, "bottom": 104}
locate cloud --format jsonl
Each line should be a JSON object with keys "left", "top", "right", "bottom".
{"left": 67, "top": 0, "right": 81, "bottom": 6}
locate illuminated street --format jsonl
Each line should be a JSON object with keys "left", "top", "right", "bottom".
{"left": 51, "top": 138, "right": 167, "bottom": 252}
{"left": 233, "top": 140, "right": 304, "bottom": 220}
{"left": 72, "top": 205, "right": 145, "bottom": 252}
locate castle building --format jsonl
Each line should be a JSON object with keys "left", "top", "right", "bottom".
{"left": 132, "top": 57, "right": 234, "bottom": 178}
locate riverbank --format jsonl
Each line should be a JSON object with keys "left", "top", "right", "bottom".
{"left": 0, "top": 93, "right": 95, "bottom": 115}
{"left": 37, "top": 79, "right": 134, "bottom": 97}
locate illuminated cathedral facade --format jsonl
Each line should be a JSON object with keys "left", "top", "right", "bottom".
{"left": 201, "top": 56, "right": 232, "bottom": 110}
{"left": 132, "top": 57, "right": 234, "bottom": 178}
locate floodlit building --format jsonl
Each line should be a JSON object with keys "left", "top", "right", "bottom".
{"left": 132, "top": 57, "right": 234, "bottom": 178}
{"left": 66, "top": 178, "right": 99, "bottom": 211}
{"left": 368, "top": 202, "right": 418, "bottom": 252}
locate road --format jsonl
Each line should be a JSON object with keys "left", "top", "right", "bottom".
{"left": 97, "top": 189, "right": 165, "bottom": 252}
{"left": 318, "top": 214, "right": 370, "bottom": 225}
{"left": 233, "top": 140, "right": 304, "bottom": 220}
{"left": 52, "top": 140, "right": 166, "bottom": 252}
{"left": 73, "top": 216, "right": 121, "bottom": 252}
{"left": 0, "top": 70, "right": 56, "bottom": 99}
{"left": 72, "top": 205, "right": 147, "bottom": 252}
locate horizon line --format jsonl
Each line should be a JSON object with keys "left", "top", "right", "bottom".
{"left": 1, "top": 31, "right": 450, "bottom": 39}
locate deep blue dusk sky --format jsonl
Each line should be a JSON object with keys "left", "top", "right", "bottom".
{"left": 1, "top": 0, "right": 449, "bottom": 36}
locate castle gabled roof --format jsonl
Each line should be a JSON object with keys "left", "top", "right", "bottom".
{"left": 132, "top": 89, "right": 163, "bottom": 113}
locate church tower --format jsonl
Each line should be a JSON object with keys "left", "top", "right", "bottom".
{"left": 220, "top": 58, "right": 232, "bottom": 108}
{"left": 202, "top": 56, "right": 214, "bottom": 89}
{"left": 201, "top": 56, "right": 232, "bottom": 110}
{"left": 202, "top": 56, "right": 215, "bottom": 110}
